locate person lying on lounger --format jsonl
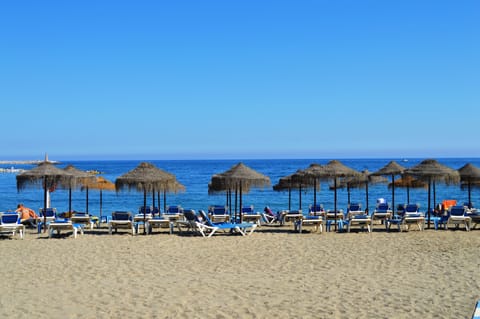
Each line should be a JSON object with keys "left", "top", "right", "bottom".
{"left": 16, "top": 203, "right": 39, "bottom": 228}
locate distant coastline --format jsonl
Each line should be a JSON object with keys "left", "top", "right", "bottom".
{"left": 0, "top": 160, "right": 60, "bottom": 165}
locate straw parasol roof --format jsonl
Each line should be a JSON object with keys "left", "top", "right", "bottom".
{"left": 389, "top": 175, "right": 427, "bottom": 189}
{"left": 208, "top": 163, "right": 271, "bottom": 192}
{"left": 64, "top": 165, "right": 95, "bottom": 184}
{"left": 63, "top": 165, "right": 96, "bottom": 213}
{"left": 313, "top": 160, "right": 359, "bottom": 179}
{"left": 16, "top": 161, "right": 75, "bottom": 191}
{"left": 335, "top": 170, "right": 387, "bottom": 211}
{"left": 273, "top": 169, "right": 308, "bottom": 211}
{"left": 82, "top": 176, "right": 116, "bottom": 191}
{"left": 458, "top": 163, "right": 480, "bottom": 182}
{"left": 208, "top": 163, "right": 270, "bottom": 222}
{"left": 300, "top": 163, "right": 326, "bottom": 211}
{"left": 16, "top": 159, "right": 75, "bottom": 232}
{"left": 371, "top": 161, "right": 406, "bottom": 177}
{"left": 371, "top": 160, "right": 406, "bottom": 215}
{"left": 273, "top": 170, "right": 306, "bottom": 191}
{"left": 307, "top": 160, "right": 360, "bottom": 228}
{"left": 458, "top": 163, "right": 480, "bottom": 206}
{"left": 336, "top": 170, "right": 388, "bottom": 189}
{"left": 116, "top": 162, "right": 179, "bottom": 234}
{"left": 115, "top": 162, "right": 177, "bottom": 193}
{"left": 81, "top": 176, "right": 115, "bottom": 221}
{"left": 405, "top": 159, "right": 460, "bottom": 227}
{"left": 405, "top": 159, "right": 460, "bottom": 184}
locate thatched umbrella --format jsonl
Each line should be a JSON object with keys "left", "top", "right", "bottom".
{"left": 16, "top": 159, "right": 75, "bottom": 232}
{"left": 405, "top": 159, "right": 460, "bottom": 228}
{"left": 371, "top": 161, "right": 406, "bottom": 217}
{"left": 388, "top": 175, "right": 427, "bottom": 203}
{"left": 208, "top": 163, "right": 270, "bottom": 222}
{"left": 115, "top": 162, "right": 177, "bottom": 234}
{"left": 301, "top": 164, "right": 325, "bottom": 211}
{"left": 63, "top": 165, "right": 95, "bottom": 214}
{"left": 339, "top": 170, "right": 387, "bottom": 212}
{"left": 159, "top": 179, "right": 186, "bottom": 213}
{"left": 81, "top": 176, "right": 115, "bottom": 221}
{"left": 458, "top": 163, "right": 480, "bottom": 207}
{"left": 273, "top": 169, "right": 308, "bottom": 211}
{"left": 308, "top": 160, "right": 360, "bottom": 230}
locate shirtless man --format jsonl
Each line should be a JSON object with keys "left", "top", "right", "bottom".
{"left": 16, "top": 203, "right": 39, "bottom": 227}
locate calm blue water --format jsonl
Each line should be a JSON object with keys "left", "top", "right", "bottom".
{"left": 1, "top": 158, "right": 479, "bottom": 217}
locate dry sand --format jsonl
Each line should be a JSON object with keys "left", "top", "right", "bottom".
{"left": 1, "top": 224, "right": 479, "bottom": 319}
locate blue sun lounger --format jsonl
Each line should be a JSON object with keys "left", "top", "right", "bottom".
{"left": 472, "top": 300, "right": 480, "bottom": 319}
{"left": 0, "top": 213, "right": 25, "bottom": 239}
{"left": 198, "top": 210, "right": 257, "bottom": 236}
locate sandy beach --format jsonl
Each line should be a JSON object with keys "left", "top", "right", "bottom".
{"left": 1, "top": 225, "right": 479, "bottom": 319}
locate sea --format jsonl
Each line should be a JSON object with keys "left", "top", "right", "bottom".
{"left": 1, "top": 158, "right": 479, "bottom": 217}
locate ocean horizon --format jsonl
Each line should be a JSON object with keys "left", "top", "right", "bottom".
{"left": 1, "top": 157, "right": 479, "bottom": 218}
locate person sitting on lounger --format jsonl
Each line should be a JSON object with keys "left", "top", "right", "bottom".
{"left": 16, "top": 203, "right": 39, "bottom": 228}
{"left": 262, "top": 206, "right": 279, "bottom": 224}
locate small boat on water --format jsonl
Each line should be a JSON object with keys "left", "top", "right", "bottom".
{"left": 0, "top": 166, "right": 26, "bottom": 174}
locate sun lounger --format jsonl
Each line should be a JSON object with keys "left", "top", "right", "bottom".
{"left": 345, "top": 203, "right": 371, "bottom": 233}
{"left": 281, "top": 210, "right": 304, "bottom": 225}
{"left": 387, "top": 204, "right": 425, "bottom": 232}
{"left": 371, "top": 203, "right": 392, "bottom": 229}
{"left": 259, "top": 207, "right": 279, "bottom": 225}
{"left": 199, "top": 210, "right": 257, "bottom": 236}
{"left": 208, "top": 205, "right": 230, "bottom": 223}
{"left": 447, "top": 206, "right": 471, "bottom": 231}
{"left": 324, "top": 209, "right": 344, "bottom": 231}
{"left": 146, "top": 217, "right": 173, "bottom": 234}
{"left": 71, "top": 212, "right": 95, "bottom": 230}
{"left": 178, "top": 209, "right": 217, "bottom": 237}
{"left": 48, "top": 219, "right": 84, "bottom": 238}
{"left": 472, "top": 300, "right": 480, "bottom": 319}
{"left": 162, "top": 205, "right": 183, "bottom": 221}
{"left": 0, "top": 213, "right": 25, "bottom": 239}
{"left": 309, "top": 204, "right": 325, "bottom": 216}
{"left": 108, "top": 211, "right": 136, "bottom": 235}
{"left": 296, "top": 216, "right": 323, "bottom": 233}
{"left": 37, "top": 208, "right": 57, "bottom": 233}
{"left": 241, "top": 206, "right": 262, "bottom": 225}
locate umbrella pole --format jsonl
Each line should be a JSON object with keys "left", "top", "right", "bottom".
{"left": 407, "top": 184, "right": 410, "bottom": 204}
{"left": 86, "top": 187, "right": 89, "bottom": 214}
{"left": 288, "top": 187, "right": 291, "bottom": 211}
{"left": 299, "top": 184, "right": 302, "bottom": 211}
{"left": 433, "top": 182, "right": 437, "bottom": 213}
{"left": 468, "top": 181, "right": 472, "bottom": 207}
{"left": 391, "top": 174, "right": 395, "bottom": 218}
{"left": 228, "top": 189, "right": 232, "bottom": 218}
{"left": 163, "top": 190, "right": 166, "bottom": 213}
{"left": 347, "top": 183, "right": 351, "bottom": 206}
{"left": 43, "top": 177, "right": 47, "bottom": 233}
{"left": 427, "top": 179, "right": 432, "bottom": 229}
{"left": 314, "top": 180, "right": 317, "bottom": 212}
{"left": 157, "top": 191, "right": 161, "bottom": 213}
{"left": 235, "top": 185, "right": 238, "bottom": 222}
{"left": 334, "top": 178, "right": 337, "bottom": 231}
{"left": 365, "top": 181, "right": 369, "bottom": 214}
{"left": 69, "top": 187, "right": 72, "bottom": 213}
{"left": 152, "top": 190, "right": 155, "bottom": 211}
{"left": 239, "top": 184, "right": 243, "bottom": 223}
{"left": 143, "top": 189, "right": 147, "bottom": 235}
{"left": 100, "top": 190, "right": 103, "bottom": 222}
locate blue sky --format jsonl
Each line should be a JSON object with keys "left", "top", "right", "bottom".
{"left": 1, "top": 0, "right": 479, "bottom": 160}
